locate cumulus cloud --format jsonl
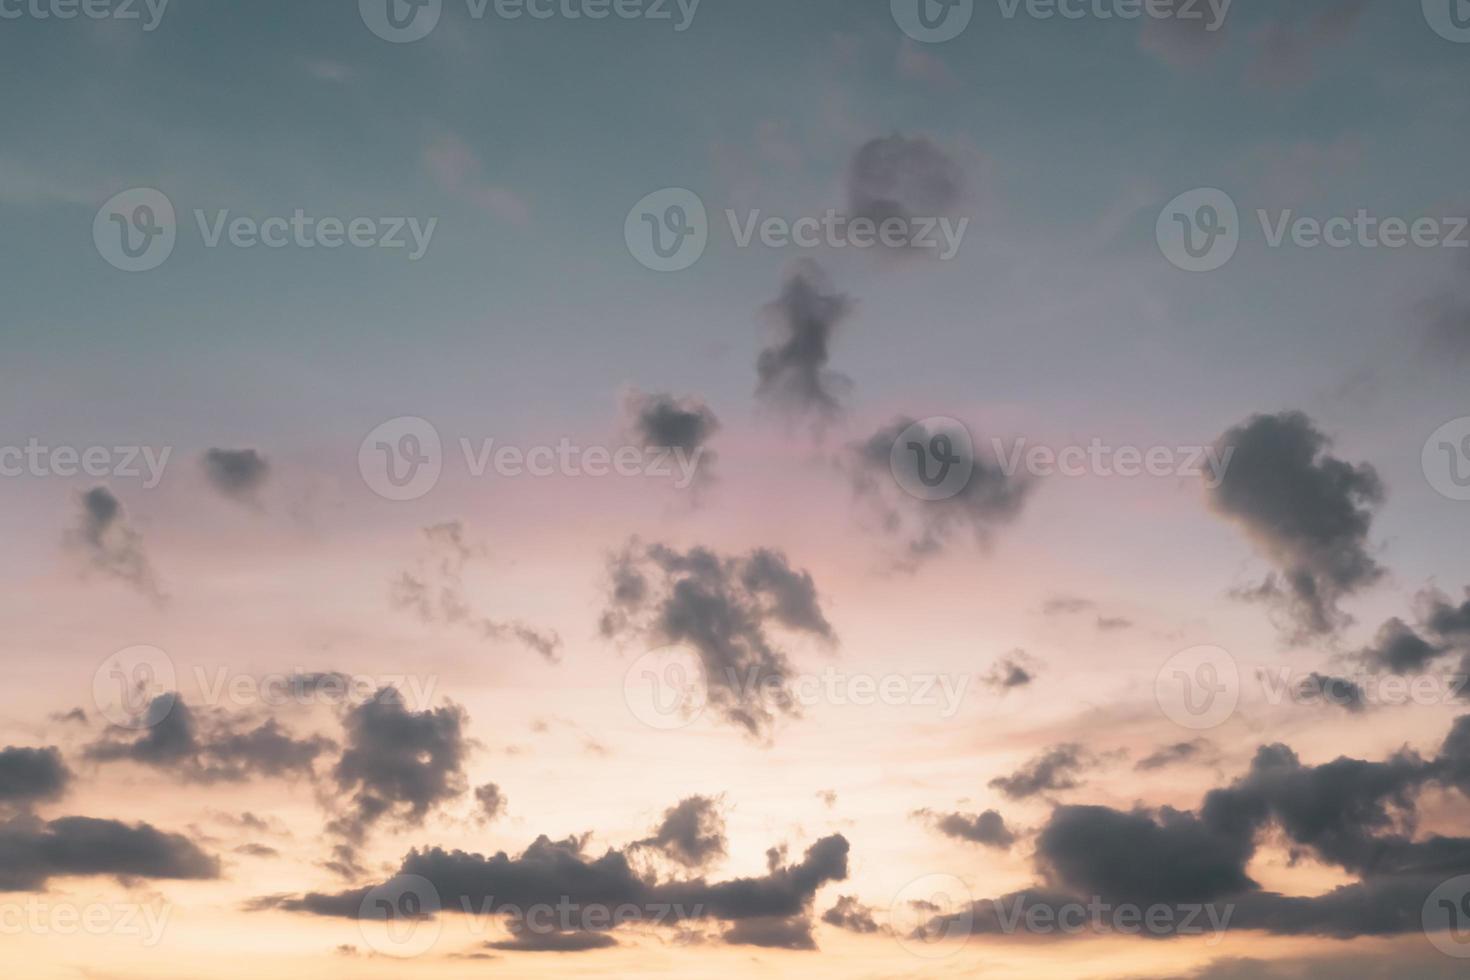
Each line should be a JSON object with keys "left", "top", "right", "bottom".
{"left": 756, "top": 260, "right": 854, "bottom": 422}
{"left": 327, "top": 689, "right": 470, "bottom": 847}
{"left": 65, "top": 487, "right": 164, "bottom": 601}
{"left": 1209, "top": 412, "right": 1385, "bottom": 639}
{"left": 633, "top": 795, "right": 727, "bottom": 870}
{"left": 599, "top": 541, "right": 835, "bottom": 739}
{"left": 86, "top": 696, "right": 331, "bottom": 784}
{"left": 920, "top": 808, "right": 1016, "bottom": 849}
{"left": 252, "top": 822, "right": 849, "bottom": 952}
{"left": 846, "top": 416, "right": 1036, "bottom": 566}
{"left": 821, "top": 895, "right": 883, "bottom": 934}
{"left": 391, "top": 521, "right": 561, "bottom": 661}
{"left": 201, "top": 448, "right": 270, "bottom": 505}
{"left": 983, "top": 650, "right": 1040, "bottom": 692}
{"left": 0, "top": 814, "right": 219, "bottom": 891}
{"left": 845, "top": 134, "right": 963, "bottom": 228}
{"left": 621, "top": 388, "right": 720, "bottom": 492}
{"left": 925, "top": 715, "right": 1470, "bottom": 942}
{"left": 474, "top": 783, "right": 507, "bottom": 823}
{"left": 989, "top": 744, "right": 1095, "bottom": 800}
{"left": 1358, "top": 617, "right": 1446, "bottom": 674}
{"left": 0, "top": 747, "right": 71, "bottom": 808}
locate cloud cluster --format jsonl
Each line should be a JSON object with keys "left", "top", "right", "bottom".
{"left": 756, "top": 260, "right": 854, "bottom": 422}
{"left": 65, "top": 487, "right": 164, "bottom": 601}
{"left": 599, "top": 541, "right": 835, "bottom": 738}
{"left": 1209, "top": 412, "right": 1384, "bottom": 639}
{"left": 201, "top": 448, "right": 270, "bottom": 506}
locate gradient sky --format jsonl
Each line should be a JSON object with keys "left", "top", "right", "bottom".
{"left": 4, "top": 1, "right": 1470, "bottom": 977}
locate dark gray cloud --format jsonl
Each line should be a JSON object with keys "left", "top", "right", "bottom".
{"left": 486, "top": 930, "right": 619, "bottom": 952}
{"left": 622, "top": 389, "right": 720, "bottom": 490}
{"left": 722, "top": 915, "right": 816, "bottom": 950}
{"left": 846, "top": 416, "right": 1036, "bottom": 566}
{"left": 989, "top": 744, "right": 1094, "bottom": 800}
{"left": 634, "top": 795, "right": 727, "bottom": 870}
{"left": 599, "top": 541, "right": 835, "bottom": 739}
{"left": 922, "top": 808, "right": 1016, "bottom": 849}
{"left": 983, "top": 650, "right": 1040, "bottom": 692}
{"left": 252, "top": 826, "right": 849, "bottom": 952}
{"left": 0, "top": 747, "right": 70, "bottom": 807}
{"left": 392, "top": 521, "right": 561, "bottom": 661}
{"left": 201, "top": 448, "right": 270, "bottom": 505}
{"left": 1295, "top": 672, "right": 1368, "bottom": 713}
{"left": 927, "top": 715, "right": 1470, "bottom": 943}
{"left": 474, "top": 783, "right": 506, "bottom": 823}
{"left": 1209, "top": 411, "right": 1385, "bottom": 639}
{"left": 845, "top": 134, "right": 963, "bottom": 227}
{"left": 1424, "top": 588, "right": 1470, "bottom": 644}
{"left": 65, "top": 487, "right": 164, "bottom": 601}
{"left": 1135, "top": 739, "right": 1215, "bottom": 773}
{"left": 821, "top": 895, "right": 882, "bottom": 934}
{"left": 756, "top": 260, "right": 853, "bottom": 420}
{"left": 328, "top": 688, "right": 469, "bottom": 846}
{"left": 86, "top": 696, "right": 332, "bottom": 784}
{"left": 1358, "top": 617, "right": 1446, "bottom": 674}
{"left": 0, "top": 814, "right": 220, "bottom": 891}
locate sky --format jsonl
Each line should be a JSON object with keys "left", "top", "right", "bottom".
{"left": 3, "top": 0, "right": 1470, "bottom": 976}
